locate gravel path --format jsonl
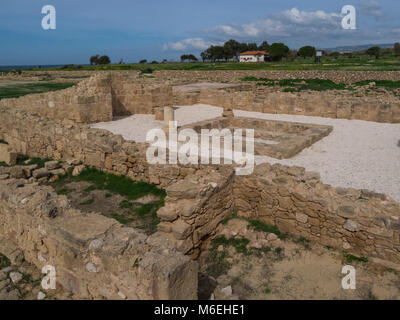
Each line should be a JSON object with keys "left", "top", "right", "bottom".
{"left": 92, "top": 104, "right": 400, "bottom": 201}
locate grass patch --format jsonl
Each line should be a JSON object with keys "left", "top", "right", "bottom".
{"left": 343, "top": 252, "right": 368, "bottom": 264}
{"left": 0, "top": 139, "right": 8, "bottom": 144}
{"left": 262, "top": 283, "right": 271, "bottom": 294}
{"left": 242, "top": 77, "right": 349, "bottom": 92}
{"left": 212, "top": 236, "right": 250, "bottom": 255}
{"left": 247, "top": 219, "right": 283, "bottom": 238}
{"left": 56, "top": 188, "right": 74, "bottom": 195}
{"left": 17, "top": 157, "right": 53, "bottom": 168}
{"left": 0, "top": 82, "right": 75, "bottom": 100}
{"left": 293, "top": 236, "right": 311, "bottom": 249}
{"left": 0, "top": 253, "right": 11, "bottom": 269}
{"left": 79, "top": 198, "right": 94, "bottom": 205}
{"left": 207, "top": 239, "right": 231, "bottom": 278}
{"left": 0, "top": 162, "right": 8, "bottom": 167}
{"left": 108, "top": 212, "right": 134, "bottom": 225}
{"left": 84, "top": 185, "right": 97, "bottom": 193}
{"left": 105, "top": 193, "right": 112, "bottom": 198}
{"left": 76, "top": 167, "right": 166, "bottom": 200}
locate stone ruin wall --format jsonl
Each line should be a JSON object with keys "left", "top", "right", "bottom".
{"left": 1, "top": 71, "right": 400, "bottom": 298}
{"left": 1, "top": 72, "right": 399, "bottom": 124}
{"left": 0, "top": 74, "right": 113, "bottom": 124}
{"left": 0, "top": 73, "right": 174, "bottom": 125}
{"left": 110, "top": 73, "right": 173, "bottom": 117}
{"left": 175, "top": 86, "right": 400, "bottom": 123}
{"left": 0, "top": 178, "right": 197, "bottom": 299}
{"left": 158, "top": 163, "right": 400, "bottom": 269}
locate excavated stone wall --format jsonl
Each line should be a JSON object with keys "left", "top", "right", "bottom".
{"left": 0, "top": 178, "right": 198, "bottom": 299}
{"left": 157, "top": 163, "right": 400, "bottom": 268}
{"left": 0, "top": 74, "right": 113, "bottom": 124}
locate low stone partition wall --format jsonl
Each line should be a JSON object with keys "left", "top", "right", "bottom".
{"left": 195, "top": 87, "right": 400, "bottom": 123}
{"left": 0, "top": 178, "right": 198, "bottom": 299}
{"left": 110, "top": 73, "right": 174, "bottom": 116}
{"left": 234, "top": 163, "right": 400, "bottom": 267}
{"left": 0, "top": 102, "right": 208, "bottom": 188}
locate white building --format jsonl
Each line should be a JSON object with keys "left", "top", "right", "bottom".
{"left": 239, "top": 51, "right": 266, "bottom": 63}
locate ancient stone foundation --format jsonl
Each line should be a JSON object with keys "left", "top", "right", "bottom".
{"left": 0, "top": 178, "right": 198, "bottom": 299}
{"left": 1, "top": 72, "right": 400, "bottom": 298}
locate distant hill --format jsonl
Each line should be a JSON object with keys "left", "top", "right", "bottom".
{"left": 323, "top": 43, "right": 395, "bottom": 53}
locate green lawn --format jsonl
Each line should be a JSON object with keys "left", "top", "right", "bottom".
{"left": 23, "top": 55, "right": 400, "bottom": 72}
{"left": 0, "top": 82, "right": 75, "bottom": 100}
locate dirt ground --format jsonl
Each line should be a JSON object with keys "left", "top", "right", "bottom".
{"left": 199, "top": 218, "right": 400, "bottom": 300}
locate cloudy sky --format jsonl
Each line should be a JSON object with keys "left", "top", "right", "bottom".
{"left": 0, "top": 0, "right": 399, "bottom": 65}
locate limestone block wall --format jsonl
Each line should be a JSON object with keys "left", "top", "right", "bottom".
{"left": 192, "top": 87, "right": 400, "bottom": 123}
{"left": 155, "top": 167, "right": 235, "bottom": 258}
{"left": 110, "top": 73, "right": 174, "bottom": 116}
{"left": 234, "top": 163, "right": 400, "bottom": 267}
{"left": 0, "top": 74, "right": 113, "bottom": 124}
{"left": 0, "top": 104, "right": 207, "bottom": 188}
{"left": 0, "top": 179, "right": 198, "bottom": 299}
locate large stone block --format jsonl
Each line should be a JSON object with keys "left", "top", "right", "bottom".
{"left": 0, "top": 144, "right": 17, "bottom": 165}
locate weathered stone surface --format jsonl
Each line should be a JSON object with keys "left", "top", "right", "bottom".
{"left": 338, "top": 205, "right": 356, "bottom": 218}
{"left": 296, "top": 212, "right": 308, "bottom": 224}
{"left": 157, "top": 206, "right": 178, "bottom": 222}
{"left": 9, "top": 272, "right": 22, "bottom": 284}
{"left": 172, "top": 220, "right": 192, "bottom": 240}
{"left": 166, "top": 180, "right": 199, "bottom": 199}
{"left": 0, "top": 180, "right": 198, "bottom": 300}
{"left": 343, "top": 220, "right": 361, "bottom": 232}
{"left": 32, "top": 168, "right": 50, "bottom": 179}
{"left": 45, "top": 161, "right": 61, "bottom": 170}
{"left": 0, "top": 144, "right": 17, "bottom": 165}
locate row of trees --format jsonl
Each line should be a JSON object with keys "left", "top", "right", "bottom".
{"left": 198, "top": 40, "right": 295, "bottom": 62}
{"left": 90, "top": 42, "right": 400, "bottom": 66}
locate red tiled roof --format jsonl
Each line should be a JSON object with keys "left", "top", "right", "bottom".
{"left": 240, "top": 51, "right": 266, "bottom": 56}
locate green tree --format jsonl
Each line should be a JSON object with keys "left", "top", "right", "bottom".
{"left": 139, "top": 59, "right": 147, "bottom": 64}
{"left": 366, "top": 46, "right": 381, "bottom": 59}
{"left": 247, "top": 43, "right": 258, "bottom": 51}
{"left": 97, "top": 55, "right": 111, "bottom": 65}
{"left": 258, "top": 41, "right": 270, "bottom": 52}
{"left": 90, "top": 55, "right": 99, "bottom": 65}
{"left": 223, "top": 39, "right": 241, "bottom": 60}
{"left": 200, "top": 51, "right": 210, "bottom": 62}
{"left": 269, "top": 43, "right": 289, "bottom": 61}
{"left": 297, "top": 46, "right": 316, "bottom": 59}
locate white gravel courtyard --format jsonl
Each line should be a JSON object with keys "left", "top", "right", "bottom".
{"left": 92, "top": 104, "right": 400, "bottom": 202}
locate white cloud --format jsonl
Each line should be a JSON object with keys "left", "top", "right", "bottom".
{"left": 163, "top": 7, "right": 400, "bottom": 52}
{"left": 359, "top": 1, "right": 385, "bottom": 19}
{"left": 162, "top": 38, "right": 223, "bottom": 51}
{"left": 208, "top": 8, "right": 342, "bottom": 39}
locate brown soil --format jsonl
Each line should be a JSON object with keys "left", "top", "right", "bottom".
{"left": 199, "top": 218, "right": 400, "bottom": 300}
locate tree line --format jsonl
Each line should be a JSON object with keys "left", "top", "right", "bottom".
{"left": 196, "top": 39, "right": 323, "bottom": 62}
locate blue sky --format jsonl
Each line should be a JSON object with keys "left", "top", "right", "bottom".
{"left": 0, "top": 0, "right": 399, "bottom": 65}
